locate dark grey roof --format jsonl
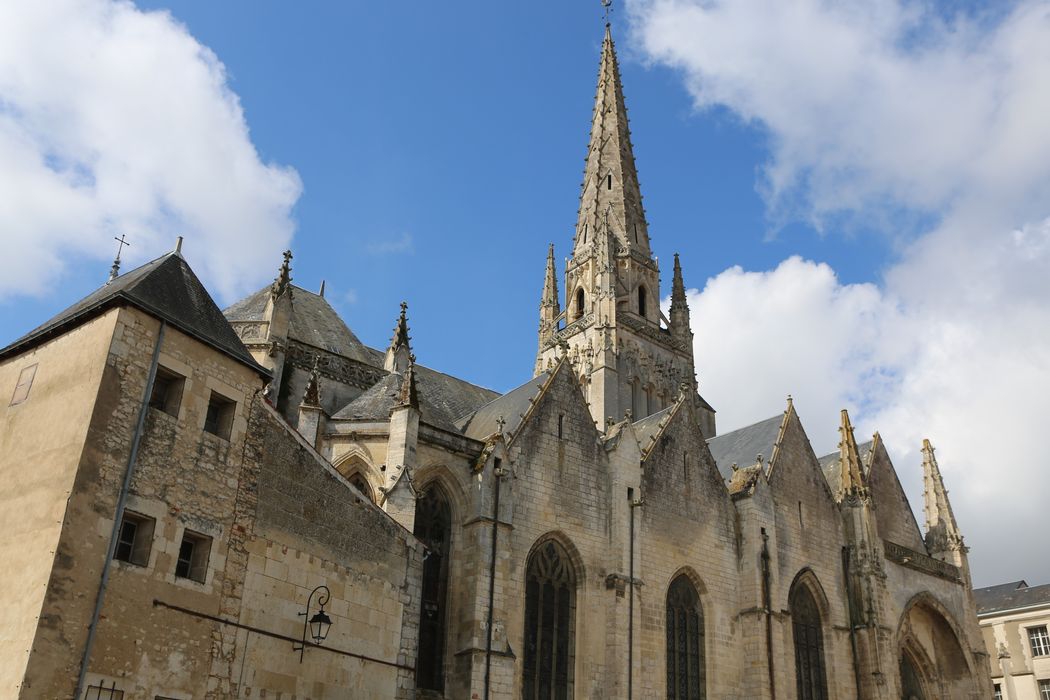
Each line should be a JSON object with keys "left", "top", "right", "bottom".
{"left": 634, "top": 406, "right": 675, "bottom": 453}
{"left": 818, "top": 440, "right": 873, "bottom": 495}
{"left": 225, "top": 285, "right": 377, "bottom": 365}
{"left": 456, "top": 373, "right": 550, "bottom": 441}
{"left": 332, "top": 367, "right": 498, "bottom": 433}
{"left": 1, "top": 252, "right": 263, "bottom": 372}
{"left": 974, "top": 580, "right": 1050, "bottom": 616}
{"left": 706, "top": 414, "right": 783, "bottom": 482}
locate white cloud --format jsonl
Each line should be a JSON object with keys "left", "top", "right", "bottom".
{"left": 635, "top": 0, "right": 1050, "bottom": 585}
{"left": 0, "top": 0, "right": 301, "bottom": 301}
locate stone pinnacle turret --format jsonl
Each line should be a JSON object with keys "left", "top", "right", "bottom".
{"left": 837, "top": 409, "right": 868, "bottom": 500}
{"left": 538, "top": 244, "right": 560, "bottom": 349}
{"left": 669, "top": 253, "right": 692, "bottom": 343}
{"left": 384, "top": 301, "right": 413, "bottom": 374}
{"left": 922, "top": 439, "right": 964, "bottom": 556}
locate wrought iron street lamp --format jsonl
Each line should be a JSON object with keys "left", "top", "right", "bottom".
{"left": 293, "top": 584, "right": 333, "bottom": 662}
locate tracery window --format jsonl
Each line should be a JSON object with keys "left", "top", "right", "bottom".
{"left": 666, "top": 575, "right": 705, "bottom": 700}
{"left": 791, "top": 584, "right": 829, "bottom": 700}
{"left": 414, "top": 486, "right": 452, "bottom": 692}
{"left": 523, "top": 539, "right": 576, "bottom": 700}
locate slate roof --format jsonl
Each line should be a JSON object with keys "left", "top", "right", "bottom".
{"left": 818, "top": 440, "right": 874, "bottom": 495}
{"left": 706, "top": 414, "right": 784, "bottom": 482}
{"left": 456, "top": 373, "right": 550, "bottom": 441}
{"left": 224, "top": 285, "right": 377, "bottom": 365}
{"left": 0, "top": 252, "right": 263, "bottom": 373}
{"left": 330, "top": 366, "right": 497, "bottom": 433}
{"left": 974, "top": 580, "right": 1050, "bottom": 616}
{"left": 633, "top": 406, "right": 675, "bottom": 454}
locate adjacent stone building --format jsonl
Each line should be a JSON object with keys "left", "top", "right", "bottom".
{"left": 1, "top": 23, "right": 991, "bottom": 700}
{"left": 975, "top": 580, "right": 1050, "bottom": 700}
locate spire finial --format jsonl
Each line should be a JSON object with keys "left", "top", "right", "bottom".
{"left": 108, "top": 234, "right": 131, "bottom": 283}
{"left": 385, "top": 301, "right": 413, "bottom": 373}
{"left": 601, "top": 0, "right": 613, "bottom": 24}
{"left": 319, "top": 279, "right": 326, "bottom": 298}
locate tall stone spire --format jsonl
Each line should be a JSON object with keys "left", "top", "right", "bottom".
{"left": 384, "top": 301, "right": 413, "bottom": 374}
{"left": 573, "top": 24, "right": 650, "bottom": 258}
{"left": 837, "top": 409, "right": 869, "bottom": 500}
{"left": 922, "top": 439, "right": 965, "bottom": 557}
{"left": 669, "top": 253, "right": 692, "bottom": 342}
{"left": 538, "top": 244, "right": 561, "bottom": 348}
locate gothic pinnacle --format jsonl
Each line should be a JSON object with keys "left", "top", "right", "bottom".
{"left": 270, "top": 250, "right": 293, "bottom": 301}
{"left": 922, "top": 438, "right": 964, "bottom": 552}
{"left": 385, "top": 301, "right": 413, "bottom": 373}
{"left": 669, "top": 253, "right": 692, "bottom": 340}
{"left": 837, "top": 409, "right": 867, "bottom": 500}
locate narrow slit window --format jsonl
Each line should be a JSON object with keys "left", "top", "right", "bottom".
{"left": 575, "top": 288, "right": 586, "bottom": 321}
{"left": 558, "top": 414, "right": 564, "bottom": 439}
{"left": 607, "top": 174, "right": 613, "bottom": 190}
{"left": 9, "top": 363, "right": 37, "bottom": 406}
{"left": 638, "top": 286, "right": 647, "bottom": 318}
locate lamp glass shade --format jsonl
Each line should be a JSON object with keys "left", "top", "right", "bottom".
{"left": 310, "top": 609, "right": 332, "bottom": 644}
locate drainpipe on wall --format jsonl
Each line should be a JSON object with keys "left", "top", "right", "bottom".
{"left": 483, "top": 459, "right": 506, "bottom": 700}
{"left": 74, "top": 320, "right": 166, "bottom": 700}
{"left": 628, "top": 490, "right": 644, "bottom": 700}
{"left": 761, "top": 527, "right": 776, "bottom": 700}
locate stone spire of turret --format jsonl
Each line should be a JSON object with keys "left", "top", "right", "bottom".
{"left": 669, "top": 253, "right": 692, "bottom": 342}
{"left": 270, "top": 250, "right": 293, "bottom": 301}
{"left": 398, "top": 359, "right": 420, "bottom": 409}
{"left": 573, "top": 24, "right": 650, "bottom": 258}
{"left": 384, "top": 301, "right": 413, "bottom": 374}
{"left": 538, "top": 244, "right": 561, "bottom": 346}
{"left": 837, "top": 409, "right": 868, "bottom": 500}
{"left": 922, "top": 439, "right": 965, "bottom": 554}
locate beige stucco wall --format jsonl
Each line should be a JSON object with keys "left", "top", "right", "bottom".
{"left": 0, "top": 310, "right": 120, "bottom": 696}
{"left": 981, "top": 606, "right": 1050, "bottom": 700}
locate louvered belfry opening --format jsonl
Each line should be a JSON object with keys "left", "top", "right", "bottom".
{"left": 414, "top": 486, "right": 452, "bottom": 692}
{"left": 666, "top": 575, "right": 705, "bottom": 700}
{"left": 791, "top": 584, "right": 829, "bottom": 700}
{"left": 523, "top": 539, "right": 576, "bottom": 700}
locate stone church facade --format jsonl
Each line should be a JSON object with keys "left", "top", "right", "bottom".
{"left": 1, "top": 25, "right": 990, "bottom": 700}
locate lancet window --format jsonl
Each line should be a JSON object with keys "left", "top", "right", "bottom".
{"left": 523, "top": 539, "right": 576, "bottom": 700}
{"left": 414, "top": 486, "right": 452, "bottom": 692}
{"left": 666, "top": 575, "right": 705, "bottom": 699}
{"left": 791, "top": 584, "right": 829, "bottom": 700}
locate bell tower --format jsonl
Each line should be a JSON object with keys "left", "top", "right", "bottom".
{"left": 535, "top": 24, "right": 715, "bottom": 436}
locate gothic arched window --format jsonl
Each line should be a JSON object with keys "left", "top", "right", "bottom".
{"left": 638, "top": 286, "right": 647, "bottom": 318}
{"left": 575, "top": 289, "right": 585, "bottom": 321}
{"left": 791, "top": 583, "right": 829, "bottom": 700}
{"left": 523, "top": 539, "right": 576, "bottom": 699}
{"left": 666, "top": 575, "right": 706, "bottom": 700}
{"left": 414, "top": 486, "right": 452, "bottom": 692}
{"left": 348, "top": 472, "right": 374, "bottom": 503}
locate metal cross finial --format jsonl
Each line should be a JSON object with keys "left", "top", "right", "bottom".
{"left": 108, "top": 234, "right": 131, "bottom": 283}
{"left": 601, "top": 0, "right": 613, "bottom": 23}
{"left": 495, "top": 415, "right": 506, "bottom": 434}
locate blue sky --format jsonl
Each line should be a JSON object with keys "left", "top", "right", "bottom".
{"left": 2, "top": 0, "right": 1049, "bottom": 585}
{"left": 2, "top": 1, "right": 887, "bottom": 389}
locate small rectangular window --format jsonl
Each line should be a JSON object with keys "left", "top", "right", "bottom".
{"left": 175, "top": 529, "right": 211, "bottom": 583}
{"left": 114, "top": 510, "right": 155, "bottom": 567}
{"left": 993, "top": 683, "right": 1001, "bottom": 700}
{"left": 9, "top": 364, "right": 37, "bottom": 406}
{"left": 203, "top": 391, "right": 235, "bottom": 439}
{"left": 1030, "top": 625, "right": 1050, "bottom": 657}
{"left": 84, "top": 681, "right": 124, "bottom": 700}
{"left": 1040, "top": 678, "right": 1050, "bottom": 700}
{"left": 148, "top": 367, "right": 184, "bottom": 417}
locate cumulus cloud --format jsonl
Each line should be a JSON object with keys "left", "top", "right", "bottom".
{"left": 0, "top": 0, "right": 301, "bottom": 301}
{"left": 635, "top": 0, "right": 1050, "bottom": 584}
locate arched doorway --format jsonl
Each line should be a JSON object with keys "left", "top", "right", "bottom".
{"left": 522, "top": 538, "right": 578, "bottom": 699}
{"left": 896, "top": 594, "right": 978, "bottom": 699}
{"left": 666, "top": 574, "right": 706, "bottom": 699}
{"left": 414, "top": 484, "right": 452, "bottom": 692}
{"left": 900, "top": 645, "right": 930, "bottom": 700}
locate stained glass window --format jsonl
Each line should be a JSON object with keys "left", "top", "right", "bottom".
{"left": 414, "top": 487, "right": 452, "bottom": 692}
{"left": 666, "top": 575, "right": 705, "bottom": 699}
{"left": 791, "top": 584, "right": 829, "bottom": 700}
{"left": 523, "top": 540, "right": 576, "bottom": 700}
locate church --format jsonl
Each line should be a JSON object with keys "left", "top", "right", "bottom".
{"left": 0, "top": 23, "right": 991, "bottom": 700}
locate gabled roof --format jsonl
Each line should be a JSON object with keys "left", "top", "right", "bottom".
{"left": 456, "top": 372, "right": 551, "bottom": 441}
{"left": 224, "top": 285, "right": 378, "bottom": 365}
{"left": 1, "top": 251, "right": 263, "bottom": 373}
{"left": 706, "top": 414, "right": 783, "bottom": 482}
{"left": 974, "top": 580, "right": 1050, "bottom": 616}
